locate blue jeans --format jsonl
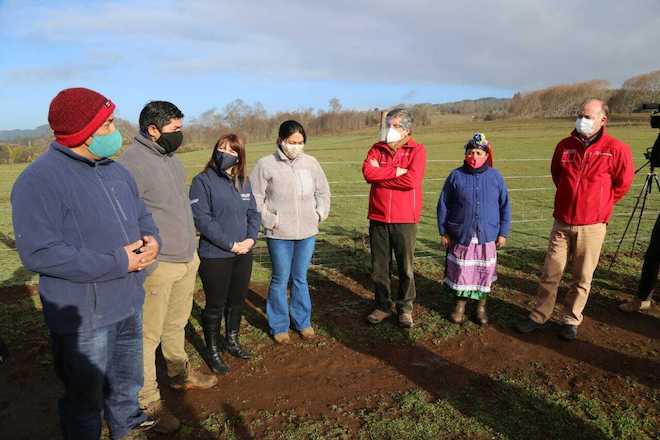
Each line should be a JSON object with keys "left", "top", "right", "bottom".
{"left": 266, "top": 237, "right": 316, "bottom": 334}
{"left": 51, "top": 311, "right": 146, "bottom": 440}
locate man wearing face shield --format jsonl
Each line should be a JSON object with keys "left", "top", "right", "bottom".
{"left": 516, "top": 98, "right": 634, "bottom": 340}
{"left": 362, "top": 108, "right": 427, "bottom": 328}
{"left": 119, "top": 101, "right": 217, "bottom": 434}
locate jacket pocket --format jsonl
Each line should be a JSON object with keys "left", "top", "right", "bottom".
{"left": 262, "top": 204, "right": 279, "bottom": 230}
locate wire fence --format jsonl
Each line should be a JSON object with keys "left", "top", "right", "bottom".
{"left": 0, "top": 157, "right": 657, "bottom": 279}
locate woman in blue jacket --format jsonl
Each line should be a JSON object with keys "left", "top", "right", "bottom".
{"left": 437, "top": 133, "right": 511, "bottom": 325}
{"left": 190, "top": 134, "right": 260, "bottom": 374}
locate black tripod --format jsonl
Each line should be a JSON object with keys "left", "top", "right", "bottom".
{"left": 609, "top": 134, "right": 660, "bottom": 269}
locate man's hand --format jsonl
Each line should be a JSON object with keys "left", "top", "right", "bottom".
{"left": 140, "top": 235, "right": 159, "bottom": 264}
{"left": 125, "top": 240, "right": 146, "bottom": 272}
{"left": 441, "top": 235, "right": 452, "bottom": 249}
{"left": 496, "top": 236, "right": 507, "bottom": 249}
{"left": 369, "top": 158, "right": 380, "bottom": 168}
{"left": 396, "top": 167, "right": 408, "bottom": 177}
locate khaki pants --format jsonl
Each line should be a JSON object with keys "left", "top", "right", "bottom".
{"left": 530, "top": 221, "right": 606, "bottom": 326}
{"left": 139, "top": 254, "right": 200, "bottom": 406}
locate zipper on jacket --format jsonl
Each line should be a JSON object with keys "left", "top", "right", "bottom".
{"left": 95, "top": 168, "right": 131, "bottom": 243}
{"left": 111, "top": 187, "right": 129, "bottom": 221}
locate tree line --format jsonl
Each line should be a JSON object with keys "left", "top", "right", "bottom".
{"left": 2, "top": 68, "right": 659, "bottom": 164}
{"left": 2, "top": 100, "right": 433, "bottom": 162}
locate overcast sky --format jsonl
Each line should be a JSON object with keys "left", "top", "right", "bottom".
{"left": 1, "top": 0, "right": 659, "bottom": 129}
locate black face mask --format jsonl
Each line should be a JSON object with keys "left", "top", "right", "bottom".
{"left": 213, "top": 150, "right": 239, "bottom": 171}
{"left": 156, "top": 131, "right": 183, "bottom": 154}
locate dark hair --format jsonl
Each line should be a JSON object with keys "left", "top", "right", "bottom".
{"left": 204, "top": 133, "right": 247, "bottom": 191}
{"left": 277, "top": 120, "right": 306, "bottom": 143}
{"left": 139, "top": 101, "right": 184, "bottom": 132}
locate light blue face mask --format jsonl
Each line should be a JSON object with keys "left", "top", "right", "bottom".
{"left": 88, "top": 130, "right": 122, "bottom": 158}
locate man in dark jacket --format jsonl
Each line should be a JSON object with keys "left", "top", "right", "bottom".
{"left": 619, "top": 212, "right": 659, "bottom": 312}
{"left": 517, "top": 98, "right": 634, "bottom": 340}
{"left": 118, "top": 101, "right": 216, "bottom": 433}
{"left": 11, "top": 87, "right": 160, "bottom": 440}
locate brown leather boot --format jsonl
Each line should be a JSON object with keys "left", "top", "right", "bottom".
{"left": 476, "top": 298, "right": 488, "bottom": 326}
{"left": 170, "top": 364, "right": 218, "bottom": 391}
{"left": 450, "top": 299, "right": 467, "bottom": 324}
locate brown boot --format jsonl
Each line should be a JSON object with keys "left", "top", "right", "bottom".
{"left": 299, "top": 327, "right": 316, "bottom": 340}
{"left": 170, "top": 365, "right": 218, "bottom": 391}
{"left": 618, "top": 298, "right": 652, "bottom": 313}
{"left": 450, "top": 299, "right": 467, "bottom": 324}
{"left": 476, "top": 298, "right": 488, "bottom": 326}
{"left": 143, "top": 400, "right": 180, "bottom": 434}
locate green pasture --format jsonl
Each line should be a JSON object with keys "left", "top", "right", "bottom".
{"left": 0, "top": 115, "right": 657, "bottom": 286}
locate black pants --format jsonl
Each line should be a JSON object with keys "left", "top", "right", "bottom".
{"left": 638, "top": 213, "right": 660, "bottom": 300}
{"left": 369, "top": 221, "right": 417, "bottom": 314}
{"left": 199, "top": 253, "right": 253, "bottom": 325}
{"left": 0, "top": 335, "right": 8, "bottom": 363}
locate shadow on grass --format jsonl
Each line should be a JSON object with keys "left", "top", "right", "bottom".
{"left": 308, "top": 269, "right": 613, "bottom": 440}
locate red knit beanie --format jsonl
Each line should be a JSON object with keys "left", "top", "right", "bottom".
{"left": 48, "top": 87, "right": 116, "bottom": 147}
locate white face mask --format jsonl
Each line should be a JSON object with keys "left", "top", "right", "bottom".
{"left": 575, "top": 117, "right": 595, "bottom": 137}
{"left": 281, "top": 142, "right": 304, "bottom": 159}
{"left": 386, "top": 126, "right": 403, "bottom": 144}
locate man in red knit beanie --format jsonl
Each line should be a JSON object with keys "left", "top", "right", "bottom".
{"left": 12, "top": 87, "right": 161, "bottom": 439}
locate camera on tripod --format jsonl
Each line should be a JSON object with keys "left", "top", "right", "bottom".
{"left": 640, "top": 103, "right": 660, "bottom": 168}
{"left": 610, "top": 103, "right": 660, "bottom": 265}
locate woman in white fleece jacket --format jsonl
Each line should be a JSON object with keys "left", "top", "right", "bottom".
{"left": 249, "top": 120, "right": 330, "bottom": 344}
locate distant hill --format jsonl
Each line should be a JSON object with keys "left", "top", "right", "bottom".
{"left": 0, "top": 124, "right": 51, "bottom": 142}
{"left": 433, "top": 97, "right": 511, "bottom": 115}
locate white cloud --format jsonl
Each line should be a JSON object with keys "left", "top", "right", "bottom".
{"left": 2, "top": 0, "right": 660, "bottom": 90}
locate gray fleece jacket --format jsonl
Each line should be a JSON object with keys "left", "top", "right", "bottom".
{"left": 250, "top": 148, "right": 331, "bottom": 240}
{"left": 118, "top": 134, "right": 197, "bottom": 263}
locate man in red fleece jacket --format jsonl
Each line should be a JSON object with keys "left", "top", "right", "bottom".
{"left": 517, "top": 98, "right": 634, "bottom": 340}
{"left": 362, "top": 108, "right": 427, "bottom": 328}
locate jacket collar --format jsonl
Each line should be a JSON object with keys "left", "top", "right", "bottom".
{"left": 134, "top": 132, "right": 170, "bottom": 157}
{"left": 571, "top": 127, "right": 606, "bottom": 148}
{"left": 374, "top": 137, "right": 421, "bottom": 153}
{"left": 52, "top": 142, "right": 112, "bottom": 167}
{"left": 462, "top": 161, "right": 489, "bottom": 174}
{"left": 274, "top": 145, "right": 303, "bottom": 163}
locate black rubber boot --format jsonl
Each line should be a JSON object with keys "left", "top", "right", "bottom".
{"left": 201, "top": 310, "right": 229, "bottom": 374}
{"left": 224, "top": 307, "right": 252, "bottom": 360}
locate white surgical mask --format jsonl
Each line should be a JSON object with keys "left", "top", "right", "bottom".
{"left": 575, "top": 117, "right": 595, "bottom": 136}
{"left": 281, "top": 142, "right": 304, "bottom": 160}
{"left": 386, "top": 126, "right": 403, "bottom": 144}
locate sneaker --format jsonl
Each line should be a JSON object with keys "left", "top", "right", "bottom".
{"left": 143, "top": 400, "right": 181, "bottom": 434}
{"left": 559, "top": 324, "right": 578, "bottom": 341}
{"left": 398, "top": 312, "right": 414, "bottom": 328}
{"left": 618, "top": 299, "right": 652, "bottom": 313}
{"left": 515, "top": 318, "right": 544, "bottom": 334}
{"left": 299, "top": 327, "right": 316, "bottom": 340}
{"left": 121, "top": 416, "right": 158, "bottom": 439}
{"left": 170, "top": 367, "right": 218, "bottom": 391}
{"left": 273, "top": 332, "right": 290, "bottom": 344}
{"left": 367, "top": 309, "right": 392, "bottom": 324}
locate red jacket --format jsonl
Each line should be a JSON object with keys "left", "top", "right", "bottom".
{"left": 551, "top": 128, "right": 634, "bottom": 226}
{"left": 362, "top": 138, "right": 426, "bottom": 224}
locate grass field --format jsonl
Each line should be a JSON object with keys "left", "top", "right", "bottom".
{"left": 0, "top": 115, "right": 657, "bottom": 286}
{"left": 1, "top": 116, "right": 658, "bottom": 439}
